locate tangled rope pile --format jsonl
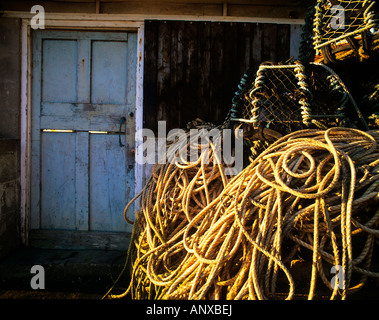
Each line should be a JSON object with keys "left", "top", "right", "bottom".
{"left": 104, "top": 126, "right": 231, "bottom": 299}
{"left": 105, "top": 127, "right": 379, "bottom": 300}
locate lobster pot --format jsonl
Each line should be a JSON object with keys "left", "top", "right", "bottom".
{"left": 247, "top": 63, "right": 319, "bottom": 133}
{"left": 311, "top": 0, "right": 379, "bottom": 64}
{"left": 231, "top": 62, "right": 362, "bottom": 133}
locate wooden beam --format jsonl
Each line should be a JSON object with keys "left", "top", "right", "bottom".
{"left": 100, "top": 2, "right": 222, "bottom": 16}
{"left": 44, "top": 0, "right": 309, "bottom": 4}
{"left": 1, "top": 1, "right": 312, "bottom": 19}
{"left": 223, "top": 3, "right": 228, "bottom": 17}
{"left": 4, "top": 11, "right": 305, "bottom": 24}
{"left": 20, "top": 19, "right": 31, "bottom": 245}
{"left": 134, "top": 24, "right": 144, "bottom": 197}
{"left": 228, "top": 4, "right": 308, "bottom": 20}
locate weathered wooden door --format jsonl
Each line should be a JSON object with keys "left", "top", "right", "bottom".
{"left": 30, "top": 30, "right": 136, "bottom": 250}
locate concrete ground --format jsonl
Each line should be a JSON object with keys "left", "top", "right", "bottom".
{"left": 0, "top": 247, "right": 130, "bottom": 299}
{"left": 1, "top": 247, "right": 378, "bottom": 300}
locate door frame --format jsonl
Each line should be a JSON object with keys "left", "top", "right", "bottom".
{"left": 20, "top": 17, "right": 145, "bottom": 245}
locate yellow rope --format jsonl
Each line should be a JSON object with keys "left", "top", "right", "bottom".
{"left": 104, "top": 127, "right": 379, "bottom": 300}
{"left": 314, "top": 38, "right": 379, "bottom": 63}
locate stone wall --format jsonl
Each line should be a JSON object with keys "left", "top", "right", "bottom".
{"left": 0, "top": 17, "right": 21, "bottom": 258}
{"left": 0, "top": 18, "right": 21, "bottom": 140}
{"left": 0, "top": 139, "right": 20, "bottom": 259}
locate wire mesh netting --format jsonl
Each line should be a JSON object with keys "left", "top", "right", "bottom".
{"left": 313, "top": 0, "right": 377, "bottom": 51}
{"left": 227, "top": 60, "right": 372, "bottom": 158}
{"left": 229, "top": 61, "right": 363, "bottom": 132}
{"left": 299, "top": 0, "right": 379, "bottom": 64}
{"left": 245, "top": 65, "right": 308, "bottom": 125}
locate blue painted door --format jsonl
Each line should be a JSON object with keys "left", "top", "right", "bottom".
{"left": 31, "top": 30, "right": 136, "bottom": 248}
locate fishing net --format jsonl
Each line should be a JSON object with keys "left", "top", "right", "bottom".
{"left": 300, "top": 0, "right": 379, "bottom": 64}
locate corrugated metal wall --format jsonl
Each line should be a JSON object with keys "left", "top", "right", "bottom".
{"left": 143, "top": 20, "right": 292, "bottom": 132}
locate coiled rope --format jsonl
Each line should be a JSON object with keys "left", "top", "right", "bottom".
{"left": 104, "top": 127, "right": 379, "bottom": 300}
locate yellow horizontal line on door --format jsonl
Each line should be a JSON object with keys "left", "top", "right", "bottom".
{"left": 42, "top": 129, "right": 115, "bottom": 134}
{"left": 42, "top": 129, "right": 75, "bottom": 133}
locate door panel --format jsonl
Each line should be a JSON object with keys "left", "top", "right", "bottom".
{"left": 89, "top": 133, "right": 131, "bottom": 232}
{"left": 42, "top": 40, "right": 78, "bottom": 103}
{"left": 31, "top": 30, "right": 137, "bottom": 249}
{"left": 40, "top": 132, "right": 76, "bottom": 230}
{"left": 91, "top": 41, "right": 128, "bottom": 104}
